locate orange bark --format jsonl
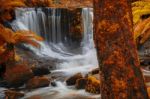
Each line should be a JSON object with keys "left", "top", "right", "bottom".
{"left": 93, "top": 0, "right": 149, "bottom": 99}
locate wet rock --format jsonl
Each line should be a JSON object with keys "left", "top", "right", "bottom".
{"left": 90, "top": 68, "right": 99, "bottom": 75}
{"left": 51, "top": 71, "right": 68, "bottom": 82}
{"left": 4, "top": 64, "right": 33, "bottom": 88}
{"left": 5, "top": 90, "right": 24, "bottom": 99}
{"left": 26, "top": 76, "right": 50, "bottom": 89}
{"left": 66, "top": 73, "right": 83, "bottom": 86}
{"left": 85, "top": 76, "right": 100, "bottom": 94}
{"left": 51, "top": 81, "right": 57, "bottom": 87}
{"left": 16, "top": 47, "right": 58, "bottom": 70}
{"left": 75, "top": 78, "right": 87, "bottom": 89}
{"left": 31, "top": 66, "right": 50, "bottom": 76}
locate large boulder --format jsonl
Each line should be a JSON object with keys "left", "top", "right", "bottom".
{"left": 26, "top": 76, "right": 50, "bottom": 89}
{"left": 75, "top": 78, "right": 87, "bottom": 89}
{"left": 66, "top": 73, "right": 83, "bottom": 86}
{"left": 85, "top": 75, "right": 100, "bottom": 94}
{"left": 5, "top": 90, "right": 24, "bottom": 99}
{"left": 4, "top": 64, "right": 33, "bottom": 87}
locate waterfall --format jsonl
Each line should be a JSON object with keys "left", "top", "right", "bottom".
{"left": 12, "top": 8, "right": 64, "bottom": 44}
{"left": 11, "top": 7, "right": 98, "bottom": 72}
{"left": 82, "top": 8, "right": 94, "bottom": 53}
{"left": 11, "top": 7, "right": 95, "bottom": 58}
{"left": 10, "top": 7, "right": 99, "bottom": 99}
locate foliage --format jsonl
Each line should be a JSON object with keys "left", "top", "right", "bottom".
{"left": 0, "top": 0, "right": 44, "bottom": 65}
{"left": 0, "top": 24, "right": 43, "bottom": 47}
{"left": 132, "top": 1, "right": 150, "bottom": 44}
{"left": 24, "top": 0, "right": 93, "bottom": 8}
{"left": 24, "top": 0, "right": 53, "bottom": 7}
{"left": 85, "top": 76, "right": 100, "bottom": 94}
{"left": 0, "top": 0, "right": 26, "bottom": 22}
{"left": 134, "top": 18, "right": 150, "bottom": 43}
{"left": 132, "top": 1, "right": 150, "bottom": 24}
{"left": 0, "top": 24, "right": 43, "bottom": 64}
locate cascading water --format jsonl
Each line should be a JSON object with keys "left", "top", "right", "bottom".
{"left": 11, "top": 7, "right": 97, "bottom": 63}
{"left": 11, "top": 7, "right": 99, "bottom": 99}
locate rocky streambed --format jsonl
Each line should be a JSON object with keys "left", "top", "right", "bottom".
{"left": 1, "top": 39, "right": 150, "bottom": 99}
{"left": 0, "top": 45, "right": 101, "bottom": 99}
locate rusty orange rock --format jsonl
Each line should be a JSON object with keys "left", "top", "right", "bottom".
{"left": 26, "top": 76, "right": 50, "bottom": 89}
{"left": 4, "top": 64, "right": 33, "bottom": 87}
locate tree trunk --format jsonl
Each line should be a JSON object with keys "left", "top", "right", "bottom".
{"left": 93, "top": 0, "right": 149, "bottom": 99}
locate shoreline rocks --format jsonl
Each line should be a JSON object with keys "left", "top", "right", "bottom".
{"left": 85, "top": 76, "right": 100, "bottom": 94}
{"left": 66, "top": 73, "right": 83, "bottom": 86}
{"left": 75, "top": 78, "right": 87, "bottom": 89}
{"left": 4, "top": 64, "right": 34, "bottom": 88}
{"left": 65, "top": 69, "right": 101, "bottom": 94}
{"left": 5, "top": 90, "right": 25, "bottom": 99}
{"left": 26, "top": 76, "right": 50, "bottom": 89}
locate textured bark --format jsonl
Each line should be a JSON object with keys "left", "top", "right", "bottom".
{"left": 93, "top": 0, "right": 149, "bottom": 99}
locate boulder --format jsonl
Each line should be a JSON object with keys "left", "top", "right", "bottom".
{"left": 4, "top": 64, "right": 33, "bottom": 87}
{"left": 75, "top": 78, "right": 87, "bottom": 89}
{"left": 90, "top": 68, "right": 99, "bottom": 75}
{"left": 85, "top": 76, "right": 100, "bottom": 94}
{"left": 66, "top": 73, "right": 83, "bottom": 86}
{"left": 51, "top": 81, "right": 57, "bottom": 87}
{"left": 31, "top": 66, "right": 50, "bottom": 76}
{"left": 5, "top": 90, "right": 24, "bottom": 99}
{"left": 26, "top": 76, "right": 50, "bottom": 89}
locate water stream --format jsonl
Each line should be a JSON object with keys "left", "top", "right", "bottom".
{"left": 10, "top": 7, "right": 99, "bottom": 98}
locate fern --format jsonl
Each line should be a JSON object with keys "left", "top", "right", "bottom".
{"left": 133, "top": 9, "right": 150, "bottom": 24}
{"left": 132, "top": 1, "right": 150, "bottom": 24}
{"left": 0, "top": 24, "right": 43, "bottom": 63}
{"left": 132, "top": 1, "right": 150, "bottom": 7}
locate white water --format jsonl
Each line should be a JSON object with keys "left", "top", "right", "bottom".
{"left": 22, "top": 81, "right": 100, "bottom": 99}
{"left": 11, "top": 8, "right": 99, "bottom": 99}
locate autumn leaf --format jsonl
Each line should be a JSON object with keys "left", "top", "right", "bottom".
{"left": 0, "top": 0, "right": 26, "bottom": 22}
{"left": 14, "top": 54, "right": 21, "bottom": 62}
{"left": 132, "top": 1, "right": 150, "bottom": 24}
{"left": 12, "top": 30, "right": 43, "bottom": 48}
{"left": 134, "top": 17, "right": 150, "bottom": 40}
{"left": 139, "top": 27, "right": 150, "bottom": 44}
{"left": 0, "top": 24, "right": 14, "bottom": 43}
